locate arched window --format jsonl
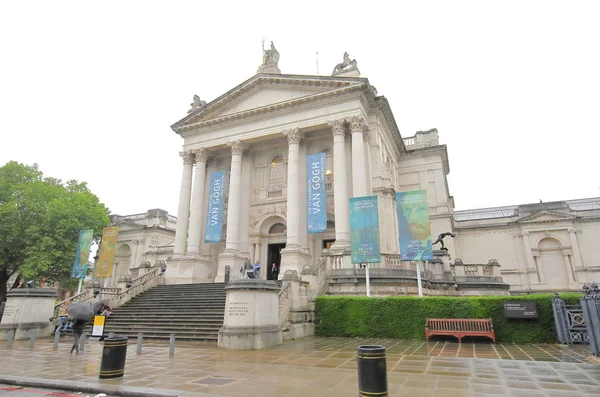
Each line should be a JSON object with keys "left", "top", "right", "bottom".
{"left": 322, "top": 147, "right": 333, "bottom": 182}
{"left": 269, "top": 154, "right": 284, "bottom": 189}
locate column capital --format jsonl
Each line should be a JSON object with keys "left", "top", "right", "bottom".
{"left": 227, "top": 140, "right": 245, "bottom": 155}
{"left": 192, "top": 147, "right": 208, "bottom": 163}
{"left": 283, "top": 128, "right": 303, "bottom": 145}
{"left": 327, "top": 119, "right": 346, "bottom": 137}
{"left": 346, "top": 115, "right": 369, "bottom": 133}
{"left": 179, "top": 150, "right": 195, "bottom": 165}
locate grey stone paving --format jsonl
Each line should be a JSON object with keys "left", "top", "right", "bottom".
{"left": 1, "top": 337, "right": 599, "bottom": 396}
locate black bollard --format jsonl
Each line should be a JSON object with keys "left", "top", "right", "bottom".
{"left": 357, "top": 345, "right": 388, "bottom": 397}
{"left": 99, "top": 336, "right": 128, "bottom": 379}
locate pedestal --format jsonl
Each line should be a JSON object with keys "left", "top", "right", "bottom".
{"left": 279, "top": 247, "right": 312, "bottom": 279}
{"left": 218, "top": 279, "right": 282, "bottom": 349}
{"left": 165, "top": 256, "right": 212, "bottom": 284}
{"left": 216, "top": 251, "right": 246, "bottom": 283}
{"left": 0, "top": 288, "right": 57, "bottom": 340}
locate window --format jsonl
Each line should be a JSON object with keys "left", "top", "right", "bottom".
{"left": 322, "top": 148, "right": 333, "bottom": 181}
{"left": 269, "top": 154, "right": 284, "bottom": 189}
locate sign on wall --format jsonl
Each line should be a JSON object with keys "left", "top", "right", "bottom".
{"left": 205, "top": 171, "right": 227, "bottom": 243}
{"left": 396, "top": 190, "right": 433, "bottom": 261}
{"left": 350, "top": 196, "right": 381, "bottom": 264}
{"left": 307, "top": 152, "right": 327, "bottom": 233}
{"left": 504, "top": 301, "right": 539, "bottom": 319}
{"left": 96, "top": 227, "right": 119, "bottom": 278}
{"left": 72, "top": 229, "right": 93, "bottom": 279}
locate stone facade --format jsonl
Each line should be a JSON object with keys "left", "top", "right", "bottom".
{"left": 103, "top": 64, "right": 600, "bottom": 296}
{"left": 454, "top": 198, "right": 600, "bottom": 294}
{"left": 107, "top": 209, "right": 176, "bottom": 284}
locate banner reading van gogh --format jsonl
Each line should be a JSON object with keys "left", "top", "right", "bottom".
{"left": 307, "top": 152, "right": 327, "bottom": 233}
{"left": 350, "top": 196, "right": 381, "bottom": 264}
{"left": 205, "top": 171, "right": 227, "bottom": 243}
{"left": 396, "top": 190, "right": 433, "bottom": 261}
{"left": 72, "top": 229, "right": 93, "bottom": 279}
{"left": 96, "top": 227, "right": 119, "bottom": 278}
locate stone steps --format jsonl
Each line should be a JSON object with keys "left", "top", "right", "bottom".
{"left": 89, "top": 282, "right": 227, "bottom": 342}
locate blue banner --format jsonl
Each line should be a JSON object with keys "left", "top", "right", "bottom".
{"left": 307, "top": 152, "right": 327, "bottom": 233}
{"left": 204, "top": 171, "right": 227, "bottom": 243}
{"left": 396, "top": 190, "right": 433, "bottom": 261}
{"left": 350, "top": 196, "right": 381, "bottom": 264}
{"left": 72, "top": 229, "right": 93, "bottom": 278}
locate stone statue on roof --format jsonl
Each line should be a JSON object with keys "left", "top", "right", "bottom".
{"left": 188, "top": 94, "right": 207, "bottom": 114}
{"left": 258, "top": 41, "right": 281, "bottom": 74}
{"left": 332, "top": 52, "right": 359, "bottom": 76}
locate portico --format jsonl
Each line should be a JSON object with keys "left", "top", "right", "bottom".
{"left": 170, "top": 110, "right": 380, "bottom": 282}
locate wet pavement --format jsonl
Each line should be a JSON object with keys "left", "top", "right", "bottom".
{"left": 1, "top": 337, "right": 599, "bottom": 396}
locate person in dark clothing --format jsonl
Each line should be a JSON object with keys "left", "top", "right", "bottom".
{"left": 70, "top": 318, "right": 87, "bottom": 355}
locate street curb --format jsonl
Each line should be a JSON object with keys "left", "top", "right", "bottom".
{"left": 0, "top": 375, "right": 191, "bottom": 397}
{"left": 589, "top": 355, "right": 600, "bottom": 365}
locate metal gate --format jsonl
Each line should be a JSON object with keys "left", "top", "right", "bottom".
{"left": 552, "top": 292, "right": 588, "bottom": 344}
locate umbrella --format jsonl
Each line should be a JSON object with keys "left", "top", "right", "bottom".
{"left": 67, "top": 302, "right": 93, "bottom": 321}
{"left": 93, "top": 300, "right": 109, "bottom": 315}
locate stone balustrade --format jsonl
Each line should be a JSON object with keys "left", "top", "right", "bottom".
{"left": 451, "top": 259, "right": 503, "bottom": 282}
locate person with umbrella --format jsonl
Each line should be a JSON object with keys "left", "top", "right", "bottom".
{"left": 66, "top": 302, "right": 93, "bottom": 355}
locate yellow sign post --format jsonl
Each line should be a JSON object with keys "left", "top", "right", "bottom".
{"left": 92, "top": 315, "right": 106, "bottom": 337}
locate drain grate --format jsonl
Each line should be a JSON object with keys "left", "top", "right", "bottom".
{"left": 192, "top": 377, "right": 237, "bottom": 386}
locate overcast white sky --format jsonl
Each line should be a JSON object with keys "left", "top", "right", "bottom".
{"left": 1, "top": 1, "right": 599, "bottom": 216}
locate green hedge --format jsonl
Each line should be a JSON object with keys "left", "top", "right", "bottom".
{"left": 315, "top": 294, "right": 581, "bottom": 343}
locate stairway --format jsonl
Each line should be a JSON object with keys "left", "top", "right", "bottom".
{"left": 100, "top": 283, "right": 226, "bottom": 342}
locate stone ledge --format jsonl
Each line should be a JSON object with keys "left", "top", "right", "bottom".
{"left": 0, "top": 374, "right": 223, "bottom": 397}
{"left": 225, "top": 279, "right": 279, "bottom": 291}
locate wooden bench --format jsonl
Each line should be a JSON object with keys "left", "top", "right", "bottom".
{"left": 425, "top": 318, "right": 496, "bottom": 343}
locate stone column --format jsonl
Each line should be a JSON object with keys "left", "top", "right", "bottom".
{"left": 225, "top": 140, "right": 245, "bottom": 252}
{"left": 283, "top": 128, "right": 303, "bottom": 248}
{"left": 187, "top": 148, "right": 208, "bottom": 255}
{"left": 568, "top": 228, "right": 584, "bottom": 267}
{"left": 563, "top": 253, "right": 576, "bottom": 284}
{"left": 328, "top": 120, "right": 350, "bottom": 249}
{"left": 521, "top": 232, "right": 535, "bottom": 270}
{"left": 174, "top": 151, "right": 195, "bottom": 255}
{"left": 348, "top": 115, "right": 369, "bottom": 197}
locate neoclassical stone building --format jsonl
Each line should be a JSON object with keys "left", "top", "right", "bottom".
{"left": 111, "top": 49, "right": 600, "bottom": 295}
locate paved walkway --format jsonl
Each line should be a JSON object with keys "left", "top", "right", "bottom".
{"left": 1, "top": 337, "right": 599, "bottom": 397}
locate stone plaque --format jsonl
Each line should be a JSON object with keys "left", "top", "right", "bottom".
{"left": 503, "top": 301, "right": 539, "bottom": 319}
{"left": 228, "top": 301, "right": 249, "bottom": 317}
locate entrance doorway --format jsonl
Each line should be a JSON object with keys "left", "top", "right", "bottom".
{"left": 323, "top": 239, "right": 335, "bottom": 250}
{"left": 267, "top": 243, "right": 286, "bottom": 280}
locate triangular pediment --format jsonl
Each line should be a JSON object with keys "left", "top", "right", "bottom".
{"left": 113, "top": 220, "right": 145, "bottom": 231}
{"left": 518, "top": 210, "right": 577, "bottom": 224}
{"left": 171, "top": 74, "right": 369, "bottom": 132}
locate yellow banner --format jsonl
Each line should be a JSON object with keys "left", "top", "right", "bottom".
{"left": 96, "top": 226, "right": 119, "bottom": 278}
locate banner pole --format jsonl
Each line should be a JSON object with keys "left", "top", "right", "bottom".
{"left": 417, "top": 262, "right": 423, "bottom": 297}
{"left": 77, "top": 278, "right": 83, "bottom": 294}
{"left": 365, "top": 264, "right": 371, "bottom": 297}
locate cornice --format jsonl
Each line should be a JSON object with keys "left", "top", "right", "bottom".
{"left": 172, "top": 73, "right": 407, "bottom": 156}
{"left": 175, "top": 84, "right": 364, "bottom": 133}
{"left": 172, "top": 74, "right": 367, "bottom": 131}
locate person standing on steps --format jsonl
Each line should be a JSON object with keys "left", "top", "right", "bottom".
{"left": 253, "top": 261, "right": 261, "bottom": 280}
{"left": 271, "top": 262, "right": 279, "bottom": 280}
{"left": 56, "top": 301, "right": 70, "bottom": 334}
